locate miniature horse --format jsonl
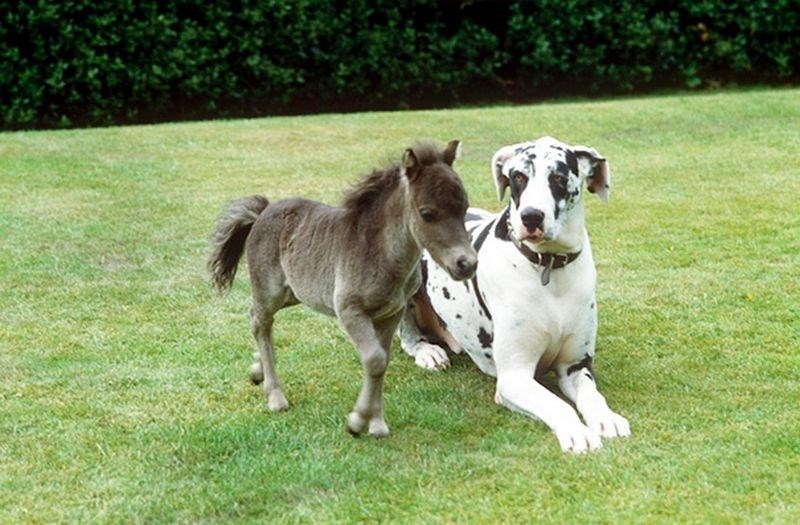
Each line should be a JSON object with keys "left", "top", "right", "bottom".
{"left": 208, "top": 141, "right": 477, "bottom": 437}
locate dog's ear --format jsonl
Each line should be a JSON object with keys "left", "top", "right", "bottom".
{"left": 442, "top": 139, "right": 462, "bottom": 166}
{"left": 491, "top": 144, "right": 519, "bottom": 200}
{"left": 403, "top": 148, "right": 420, "bottom": 180}
{"left": 573, "top": 145, "right": 611, "bottom": 203}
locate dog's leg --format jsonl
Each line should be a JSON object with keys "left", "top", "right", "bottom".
{"left": 493, "top": 333, "right": 602, "bottom": 453}
{"left": 337, "top": 304, "right": 396, "bottom": 438}
{"left": 250, "top": 308, "right": 289, "bottom": 412}
{"left": 557, "top": 358, "right": 630, "bottom": 439}
{"left": 416, "top": 294, "right": 463, "bottom": 355}
{"left": 397, "top": 291, "right": 455, "bottom": 370}
{"left": 398, "top": 304, "right": 451, "bottom": 370}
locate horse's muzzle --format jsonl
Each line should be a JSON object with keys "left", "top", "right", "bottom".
{"left": 453, "top": 254, "right": 477, "bottom": 280}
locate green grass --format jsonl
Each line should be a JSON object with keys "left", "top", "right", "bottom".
{"left": 2, "top": 88, "right": 799, "bottom": 523}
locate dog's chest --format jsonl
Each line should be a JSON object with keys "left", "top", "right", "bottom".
{"left": 425, "top": 239, "right": 595, "bottom": 377}
{"left": 425, "top": 264, "right": 497, "bottom": 374}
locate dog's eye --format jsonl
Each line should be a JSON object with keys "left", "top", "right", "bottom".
{"left": 513, "top": 173, "right": 526, "bottom": 185}
{"left": 419, "top": 208, "right": 437, "bottom": 222}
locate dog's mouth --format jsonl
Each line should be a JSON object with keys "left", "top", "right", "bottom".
{"left": 517, "top": 226, "right": 549, "bottom": 243}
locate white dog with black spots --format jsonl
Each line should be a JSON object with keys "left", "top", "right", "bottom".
{"left": 399, "top": 137, "right": 630, "bottom": 453}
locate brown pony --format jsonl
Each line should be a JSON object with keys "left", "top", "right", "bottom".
{"left": 208, "top": 141, "right": 477, "bottom": 437}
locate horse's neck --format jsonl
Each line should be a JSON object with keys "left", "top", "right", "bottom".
{"left": 379, "top": 177, "right": 421, "bottom": 275}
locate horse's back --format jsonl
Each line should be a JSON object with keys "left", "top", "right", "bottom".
{"left": 246, "top": 197, "right": 345, "bottom": 314}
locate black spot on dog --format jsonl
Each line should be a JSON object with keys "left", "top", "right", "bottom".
{"left": 494, "top": 206, "right": 510, "bottom": 240}
{"left": 477, "top": 327, "right": 493, "bottom": 348}
{"left": 443, "top": 287, "right": 450, "bottom": 299}
{"left": 549, "top": 172, "right": 568, "bottom": 201}
{"left": 567, "top": 355, "right": 594, "bottom": 378}
{"left": 554, "top": 161, "right": 570, "bottom": 178}
{"left": 472, "top": 219, "right": 494, "bottom": 252}
{"left": 456, "top": 313, "right": 462, "bottom": 320}
{"left": 565, "top": 150, "right": 578, "bottom": 175}
{"left": 590, "top": 302, "right": 595, "bottom": 309}
{"left": 484, "top": 352, "right": 492, "bottom": 359}
{"left": 509, "top": 169, "right": 528, "bottom": 208}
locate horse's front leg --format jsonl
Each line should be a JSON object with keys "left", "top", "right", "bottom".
{"left": 336, "top": 302, "right": 400, "bottom": 438}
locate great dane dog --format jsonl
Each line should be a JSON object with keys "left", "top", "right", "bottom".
{"left": 399, "top": 137, "right": 630, "bottom": 453}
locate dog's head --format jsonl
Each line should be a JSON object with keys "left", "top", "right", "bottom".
{"left": 492, "top": 136, "right": 610, "bottom": 244}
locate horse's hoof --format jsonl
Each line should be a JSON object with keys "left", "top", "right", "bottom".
{"left": 249, "top": 361, "right": 264, "bottom": 385}
{"left": 267, "top": 390, "right": 289, "bottom": 412}
{"left": 368, "top": 419, "right": 390, "bottom": 438}
{"left": 347, "top": 412, "right": 368, "bottom": 436}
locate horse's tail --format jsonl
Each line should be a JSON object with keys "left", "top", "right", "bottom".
{"left": 208, "top": 195, "right": 269, "bottom": 294}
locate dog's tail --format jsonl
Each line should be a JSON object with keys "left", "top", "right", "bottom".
{"left": 208, "top": 195, "right": 269, "bottom": 294}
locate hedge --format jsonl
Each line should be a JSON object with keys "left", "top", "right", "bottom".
{"left": 1, "top": 0, "right": 798, "bottom": 129}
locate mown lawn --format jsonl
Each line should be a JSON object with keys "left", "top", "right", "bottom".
{"left": 1, "top": 89, "right": 798, "bottom": 523}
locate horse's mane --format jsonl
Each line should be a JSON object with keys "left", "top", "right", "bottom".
{"left": 342, "top": 142, "right": 445, "bottom": 213}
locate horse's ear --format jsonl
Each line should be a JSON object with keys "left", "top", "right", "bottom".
{"left": 442, "top": 139, "right": 462, "bottom": 166}
{"left": 491, "top": 144, "right": 519, "bottom": 200}
{"left": 573, "top": 145, "right": 611, "bottom": 203}
{"left": 403, "top": 148, "right": 420, "bottom": 179}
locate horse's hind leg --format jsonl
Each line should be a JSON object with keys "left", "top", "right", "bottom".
{"left": 245, "top": 215, "right": 292, "bottom": 412}
{"left": 250, "top": 307, "right": 289, "bottom": 412}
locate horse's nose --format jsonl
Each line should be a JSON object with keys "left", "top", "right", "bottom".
{"left": 520, "top": 207, "right": 545, "bottom": 230}
{"left": 456, "top": 255, "right": 477, "bottom": 279}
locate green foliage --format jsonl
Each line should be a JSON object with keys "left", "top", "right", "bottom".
{"left": 506, "top": 0, "right": 800, "bottom": 92}
{"left": 1, "top": 0, "right": 798, "bottom": 128}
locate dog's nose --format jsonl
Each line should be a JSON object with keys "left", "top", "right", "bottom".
{"left": 456, "top": 255, "right": 477, "bottom": 279}
{"left": 520, "top": 207, "right": 545, "bottom": 230}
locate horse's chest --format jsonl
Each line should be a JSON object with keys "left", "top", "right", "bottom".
{"left": 366, "top": 268, "right": 421, "bottom": 320}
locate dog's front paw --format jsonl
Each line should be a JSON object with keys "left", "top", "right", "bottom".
{"left": 554, "top": 421, "right": 603, "bottom": 453}
{"left": 413, "top": 342, "right": 451, "bottom": 370}
{"left": 586, "top": 410, "right": 630, "bottom": 439}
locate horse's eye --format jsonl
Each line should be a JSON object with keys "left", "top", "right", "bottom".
{"left": 419, "top": 208, "right": 437, "bottom": 222}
